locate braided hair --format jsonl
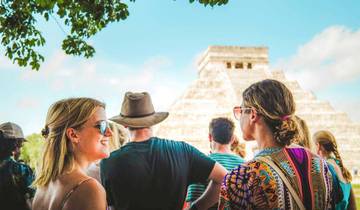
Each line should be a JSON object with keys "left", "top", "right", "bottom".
{"left": 314, "top": 130, "right": 352, "bottom": 182}
{"left": 242, "top": 79, "right": 302, "bottom": 147}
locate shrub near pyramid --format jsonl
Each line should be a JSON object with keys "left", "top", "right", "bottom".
{"left": 155, "top": 46, "right": 360, "bottom": 174}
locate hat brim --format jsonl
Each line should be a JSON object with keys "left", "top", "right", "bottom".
{"left": 109, "top": 112, "right": 169, "bottom": 128}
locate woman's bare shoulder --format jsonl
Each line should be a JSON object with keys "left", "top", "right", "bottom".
{"left": 62, "top": 177, "right": 106, "bottom": 210}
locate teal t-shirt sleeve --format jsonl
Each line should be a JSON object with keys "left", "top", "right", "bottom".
{"left": 187, "top": 143, "right": 215, "bottom": 184}
{"left": 186, "top": 183, "right": 206, "bottom": 202}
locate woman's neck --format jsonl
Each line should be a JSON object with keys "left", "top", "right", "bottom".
{"left": 73, "top": 154, "right": 91, "bottom": 172}
{"left": 321, "top": 152, "right": 332, "bottom": 159}
{"left": 255, "top": 124, "right": 282, "bottom": 150}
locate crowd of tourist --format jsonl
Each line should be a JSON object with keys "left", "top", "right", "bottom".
{"left": 0, "top": 79, "right": 356, "bottom": 210}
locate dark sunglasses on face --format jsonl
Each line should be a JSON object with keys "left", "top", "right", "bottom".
{"left": 233, "top": 106, "right": 252, "bottom": 120}
{"left": 94, "top": 120, "right": 110, "bottom": 135}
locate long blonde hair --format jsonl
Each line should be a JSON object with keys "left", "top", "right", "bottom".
{"left": 108, "top": 122, "right": 128, "bottom": 152}
{"left": 313, "top": 130, "right": 352, "bottom": 182}
{"left": 33, "top": 97, "right": 105, "bottom": 187}
{"left": 242, "top": 79, "right": 302, "bottom": 146}
{"left": 293, "top": 115, "right": 311, "bottom": 149}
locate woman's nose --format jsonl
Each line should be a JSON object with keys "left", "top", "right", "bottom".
{"left": 105, "top": 127, "right": 113, "bottom": 137}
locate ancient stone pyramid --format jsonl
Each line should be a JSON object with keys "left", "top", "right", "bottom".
{"left": 155, "top": 46, "right": 360, "bottom": 171}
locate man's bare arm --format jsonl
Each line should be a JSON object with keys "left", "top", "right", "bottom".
{"left": 190, "top": 163, "right": 227, "bottom": 210}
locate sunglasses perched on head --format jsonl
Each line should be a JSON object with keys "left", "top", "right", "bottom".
{"left": 94, "top": 120, "right": 110, "bottom": 135}
{"left": 233, "top": 106, "right": 252, "bottom": 120}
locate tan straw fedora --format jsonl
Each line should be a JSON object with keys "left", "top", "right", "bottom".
{"left": 109, "top": 92, "right": 169, "bottom": 128}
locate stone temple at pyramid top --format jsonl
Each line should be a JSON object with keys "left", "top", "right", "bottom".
{"left": 197, "top": 46, "right": 269, "bottom": 73}
{"left": 155, "top": 45, "right": 360, "bottom": 173}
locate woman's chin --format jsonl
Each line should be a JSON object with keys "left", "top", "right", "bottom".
{"left": 243, "top": 136, "right": 255, "bottom": 141}
{"left": 95, "top": 150, "right": 110, "bottom": 160}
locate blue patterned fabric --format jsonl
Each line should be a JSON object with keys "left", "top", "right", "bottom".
{"left": 0, "top": 157, "right": 35, "bottom": 210}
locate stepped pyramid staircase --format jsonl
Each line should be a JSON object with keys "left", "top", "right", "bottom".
{"left": 155, "top": 46, "right": 360, "bottom": 172}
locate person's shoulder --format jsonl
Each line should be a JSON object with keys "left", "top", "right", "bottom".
{"left": 228, "top": 159, "right": 265, "bottom": 175}
{"left": 301, "top": 148, "right": 326, "bottom": 163}
{"left": 229, "top": 159, "right": 273, "bottom": 178}
{"left": 233, "top": 154, "right": 246, "bottom": 162}
{"left": 100, "top": 148, "right": 130, "bottom": 171}
{"left": 77, "top": 178, "right": 104, "bottom": 193}
{"left": 63, "top": 178, "right": 106, "bottom": 210}
{"left": 153, "top": 137, "right": 191, "bottom": 148}
{"left": 211, "top": 153, "right": 244, "bottom": 161}
{"left": 224, "top": 159, "right": 272, "bottom": 190}
{"left": 286, "top": 147, "right": 324, "bottom": 162}
{"left": 9, "top": 159, "right": 33, "bottom": 176}
{"left": 152, "top": 136, "right": 182, "bottom": 144}
{"left": 327, "top": 159, "right": 347, "bottom": 182}
{"left": 103, "top": 144, "right": 132, "bottom": 161}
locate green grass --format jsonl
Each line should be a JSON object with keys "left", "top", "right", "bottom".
{"left": 352, "top": 184, "right": 360, "bottom": 209}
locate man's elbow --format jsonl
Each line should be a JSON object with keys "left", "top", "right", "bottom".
{"left": 209, "top": 163, "right": 228, "bottom": 184}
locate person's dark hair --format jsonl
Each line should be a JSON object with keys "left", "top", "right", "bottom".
{"left": 209, "top": 117, "right": 235, "bottom": 144}
{"left": 242, "top": 79, "right": 302, "bottom": 146}
{"left": 0, "top": 132, "right": 24, "bottom": 160}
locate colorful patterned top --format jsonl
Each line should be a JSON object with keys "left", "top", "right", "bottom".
{"left": 219, "top": 147, "right": 334, "bottom": 210}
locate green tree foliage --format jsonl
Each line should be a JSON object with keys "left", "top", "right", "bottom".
{"left": 20, "top": 133, "right": 45, "bottom": 170}
{"left": 0, "top": 0, "right": 228, "bottom": 71}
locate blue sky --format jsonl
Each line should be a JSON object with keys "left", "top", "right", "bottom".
{"left": 1, "top": 0, "right": 360, "bottom": 135}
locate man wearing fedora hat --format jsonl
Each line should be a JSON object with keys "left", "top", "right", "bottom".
{"left": 0, "top": 122, "right": 35, "bottom": 210}
{"left": 101, "top": 92, "right": 227, "bottom": 210}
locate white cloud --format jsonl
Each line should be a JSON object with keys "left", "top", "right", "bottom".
{"left": 13, "top": 51, "right": 171, "bottom": 91}
{"left": 16, "top": 98, "right": 40, "bottom": 109}
{"left": 276, "top": 26, "right": 360, "bottom": 91}
{"left": 0, "top": 48, "right": 194, "bottom": 134}
{"left": 275, "top": 26, "right": 360, "bottom": 123}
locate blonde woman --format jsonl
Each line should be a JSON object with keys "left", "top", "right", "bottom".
{"left": 314, "top": 130, "right": 356, "bottom": 210}
{"left": 32, "top": 98, "right": 112, "bottom": 210}
{"left": 293, "top": 115, "right": 311, "bottom": 149}
{"left": 219, "top": 79, "right": 333, "bottom": 210}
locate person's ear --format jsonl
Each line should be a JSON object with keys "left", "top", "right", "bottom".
{"left": 66, "top": 127, "right": 80, "bottom": 144}
{"left": 208, "top": 134, "right": 212, "bottom": 142}
{"left": 315, "top": 143, "right": 322, "bottom": 155}
{"left": 249, "top": 108, "right": 259, "bottom": 123}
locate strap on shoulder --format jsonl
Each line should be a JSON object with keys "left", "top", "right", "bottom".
{"left": 257, "top": 156, "right": 306, "bottom": 210}
{"left": 59, "top": 178, "right": 92, "bottom": 210}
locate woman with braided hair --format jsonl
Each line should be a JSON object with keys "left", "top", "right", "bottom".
{"left": 314, "top": 130, "right": 356, "bottom": 210}
{"left": 219, "top": 79, "right": 334, "bottom": 210}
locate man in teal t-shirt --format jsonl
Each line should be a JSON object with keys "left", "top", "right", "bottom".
{"left": 186, "top": 117, "right": 245, "bottom": 210}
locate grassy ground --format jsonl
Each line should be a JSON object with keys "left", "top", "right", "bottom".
{"left": 352, "top": 184, "right": 360, "bottom": 209}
